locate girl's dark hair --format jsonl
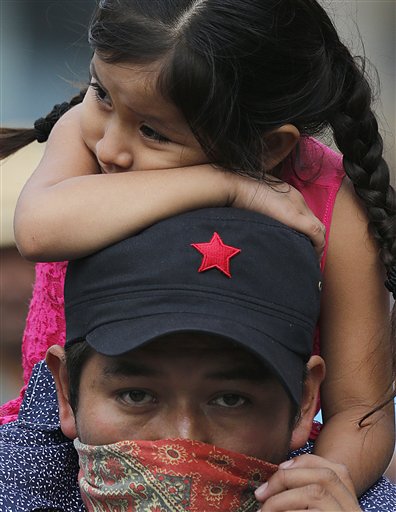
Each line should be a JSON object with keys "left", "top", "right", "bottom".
{"left": 0, "top": 89, "right": 87, "bottom": 159}
{"left": 3, "top": 0, "right": 394, "bottom": 270}
{"left": 89, "top": 0, "right": 396, "bottom": 268}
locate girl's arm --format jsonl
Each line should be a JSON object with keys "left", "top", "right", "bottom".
{"left": 14, "top": 106, "right": 233, "bottom": 260}
{"left": 314, "top": 178, "right": 395, "bottom": 496}
{"left": 15, "top": 105, "right": 325, "bottom": 261}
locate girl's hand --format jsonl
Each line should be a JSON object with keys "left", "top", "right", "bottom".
{"left": 228, "top": 173, "right": 326, "bottom": 257}
{"left": 254, "top": 454, "right": 360, "bottom": 511}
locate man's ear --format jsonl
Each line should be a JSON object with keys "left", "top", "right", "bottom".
{"left": 263, "top": 124, "right": 300, "bottom": 171}
{"left": 46, "top": 345, "right": 78, "bottom": 440}
{"left": 289, "top": 355, "right": 326, "bottom": 451}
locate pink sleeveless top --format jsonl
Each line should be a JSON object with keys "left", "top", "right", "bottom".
{"left": 0, "top": 137, "right": 345, "bottom": 424}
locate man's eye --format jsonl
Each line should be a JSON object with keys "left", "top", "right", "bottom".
{"left": 211, "top": 394, "right": 247, "bottom": 408}
{"left": 119, "top": 390, "right": 155, "bottom": 405}
{"left": 140, "top": 124, "right": 170, "bottom": 144}
{"left": 90, "top": 81, "right": 111, "bottom": 105}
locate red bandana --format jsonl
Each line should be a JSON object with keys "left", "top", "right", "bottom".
{"left": 75, "top": 438, "right": 278, "bottom": 511}
{"left": 192, "top": 232, "right": 241, "bottom": 278}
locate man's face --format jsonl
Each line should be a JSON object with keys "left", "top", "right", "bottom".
{"left": 72, "top": 333, "right": 295, "bottom": 464}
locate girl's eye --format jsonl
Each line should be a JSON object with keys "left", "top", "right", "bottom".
{"left": 140, "top": 124, "right": 171, "bottom": 144}
{"left": 90, "top": 81, "right": 111, "bottom": 105}
{"left": 119, "top": 390, "right": 156, "bottom": 406}
{"left": 211, "top": 394, "right": 248, "bottom": 408}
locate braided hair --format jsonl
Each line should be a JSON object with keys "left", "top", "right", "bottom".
{"left": 325, "top": 51, "right": 396, "bottom": 272}
{"left": 0, "top": 89, "right": 86, "bottom": 159}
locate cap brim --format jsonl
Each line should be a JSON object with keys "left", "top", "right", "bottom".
{"left": 86, "top": 312, "right": 306, "bottom": 405}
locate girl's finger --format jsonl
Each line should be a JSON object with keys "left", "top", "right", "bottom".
{"left": 256, "top": 455, "right": 355, "bottom": 501}
{"left": 255, "top": 467, "right": 360, "bottom": 511}
{"left": 258, "top": 484, "right": 352, "bottom": 511}
{"left": 292, "top": 211, "right": 326, "bottom": 257}
{"left": 231, "top": 175, "right": 326, "bottom": 257}
{"left": 282, "top": 454, "right": 355, "bottom": 495}
{"left": 262, "top": 185, "right": 326, "bottom": 257}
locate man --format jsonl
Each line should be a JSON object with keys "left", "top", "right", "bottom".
{"left": 0, "top": 208, "right": 394, "bottom": 511}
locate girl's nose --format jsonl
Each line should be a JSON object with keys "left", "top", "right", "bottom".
{"left": 96, "top": 121, "right": 133, "bottom": 172}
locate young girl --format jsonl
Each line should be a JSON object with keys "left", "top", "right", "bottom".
{"left": 1, "top": 0, "right": 395, "bottom": 501}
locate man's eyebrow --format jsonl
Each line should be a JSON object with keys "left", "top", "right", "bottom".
{"left": 205, "top": 366, "right": 272, "bottom": 382}
{"left": 102, "top": 360, "right": 163, "bottom": 379}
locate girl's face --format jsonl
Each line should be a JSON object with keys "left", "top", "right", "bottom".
{"left": 80, "top": 54, "right": 209, "bottom": 173}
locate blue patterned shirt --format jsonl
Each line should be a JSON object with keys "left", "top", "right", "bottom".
{"left": 0, "top": 361, "right": 395, "bottom": 511}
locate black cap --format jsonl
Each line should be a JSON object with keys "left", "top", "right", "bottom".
{"left": 65, "top": 208, "right": 321, "bottom": 405}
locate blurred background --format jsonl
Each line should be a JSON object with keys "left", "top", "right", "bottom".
{"left": 1, "top": 0, "right": 96, "bottom": 403}
{"left": 1, "top": 0, "right": 395, "bottom": 475}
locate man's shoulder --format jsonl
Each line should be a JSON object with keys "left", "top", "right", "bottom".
{"left": 17, "top": 360, "right": 59, "bottom": 425}
{"left": 360, "top": 477, "right": 396, "bottom": 512}
{"left": 0, "top": 361, "right": 83, "bottom": 511}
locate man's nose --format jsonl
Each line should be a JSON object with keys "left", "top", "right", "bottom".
{"left": 96, "top": 120, "right": 133, "bottom": 172}
{"left": 165, "top": 407, "right": 210, "bottom": 444}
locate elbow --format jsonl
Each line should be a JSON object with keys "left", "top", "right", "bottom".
{"left": 15, "top": 244, "right": 45, "bottom": 263}
{"left": 14, "top": 190, "right": 70, "bottom": 261}
{"left": 14, "top": 216, "right": 53, "bottom": 262}
{"left": 14, "top": 232, "right": 48, "bottom": 262}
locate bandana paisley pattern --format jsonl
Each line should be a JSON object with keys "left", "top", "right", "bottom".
{"left": 75, "top": 438, "right": 278, "bottom": 511}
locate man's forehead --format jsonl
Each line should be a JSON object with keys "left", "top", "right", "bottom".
{"left": 140, "top": 332, "right": 241, "bottom": 352}
{"left": 96, "top": 332, "right": 274, "bottom": 380}
{"left": 110, "top": 332, "right": 263, "bottom": 360}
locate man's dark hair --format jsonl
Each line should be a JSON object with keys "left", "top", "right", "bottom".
{"left": 65, "top": 340, "right": 95, "bottom": 413}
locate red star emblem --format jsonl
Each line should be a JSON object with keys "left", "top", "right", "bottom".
{"left": 191, "top": 232, "right": 241, "bottom": 278}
